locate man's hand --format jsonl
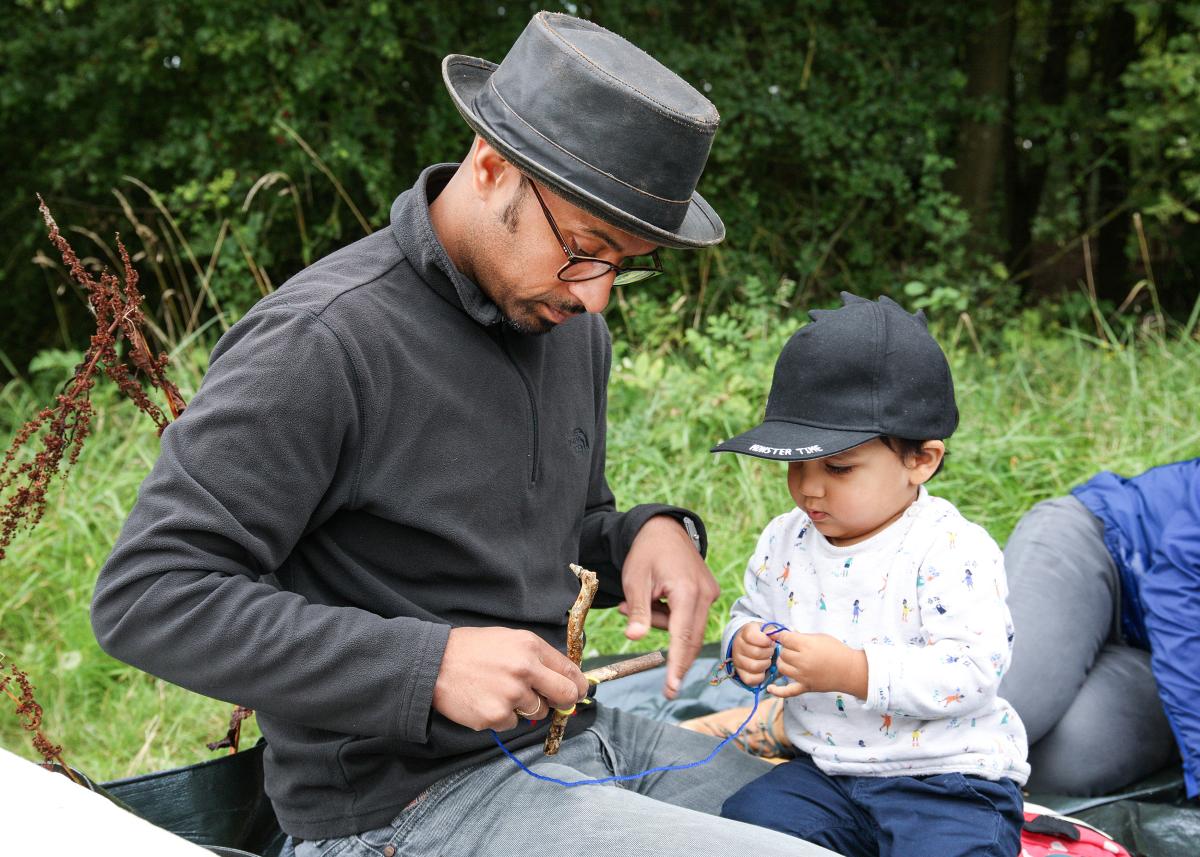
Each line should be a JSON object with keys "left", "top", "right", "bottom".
{"left": 731, "top": 622, "right": 776, "bottom": 687}
{"left": 768, "top": 631, "right": 869, "bottom": 699}
{"left": 432, "top": 627, "right": 588, "bottom": 731}
{"left": 617, "top": 515, "right": 720, "bottom": 699}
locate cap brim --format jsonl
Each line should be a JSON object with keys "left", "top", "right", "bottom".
{"left": 711, "top": 421, "right": 880, "bottom": 461}
{"left": 442, "top": 54, "right": 724, "bottom": 249}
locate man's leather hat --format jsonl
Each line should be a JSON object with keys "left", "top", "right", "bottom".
{"left": 442, "top": 12, "right": 724, "bottom": 249}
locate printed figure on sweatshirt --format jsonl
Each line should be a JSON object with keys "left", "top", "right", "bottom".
{"left": 939, "top": 688, "right": 966, "bottom": 707}
{"left": 777, "top": 561, "right": 791, "bottom": 586}
{"left": 715, "top": 294, "right": 1028, "bottom": 857}
{"left": 751, "top": 555, "right": 770, "bottom": 590}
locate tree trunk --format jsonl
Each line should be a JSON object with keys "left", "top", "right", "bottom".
{"left": 1006, "top": 0, "right": 1073, "bottom": 287}
{"left": 1093, "top": 5, "right": 1137, "bottom": 305}
{"left": 951, "top": 0, "right": 1018, "bottom": 241}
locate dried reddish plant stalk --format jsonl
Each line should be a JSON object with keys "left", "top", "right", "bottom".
{"left": 0, "top": 198, "right": 187, "bottom": 561}
{"left": 206, "top": 704, "right": 255, "bottom": 754}
{"left": 0, "top": 657, "right": 81, "bottom": 784}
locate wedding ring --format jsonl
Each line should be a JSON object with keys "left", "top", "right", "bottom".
{"left": 514, "top": 700, "right": 542, "bottom": 719}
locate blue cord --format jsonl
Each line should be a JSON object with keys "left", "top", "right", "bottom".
{"left": 724, "top": 621, "right": 789, "bottom": 691}
{"left": 490, "top": 622, "right": 791, "bottom": 787}
{"left": 489, "top": 690, "right": 766, "bottom": 787}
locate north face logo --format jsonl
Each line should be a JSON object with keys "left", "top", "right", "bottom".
{"left": 568, "top": 428, "right": 590, "bottom": 455}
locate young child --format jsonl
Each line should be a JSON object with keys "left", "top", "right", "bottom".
{"left": 714, "top": 293, "right": 1029, "bottom": 857}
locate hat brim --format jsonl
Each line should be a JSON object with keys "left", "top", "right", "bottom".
{"left": 711, "top": 421, "right": 881, "bottom": 461}
{"left": 442, "top": 54, "right": 725, "bottom": 250}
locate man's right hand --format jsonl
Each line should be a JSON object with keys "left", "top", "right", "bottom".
{"left": 731, "top": 622, "right": 775, "bottom": 687}
{"left": 432, "top": 626, "right": 589, "bottom": 731}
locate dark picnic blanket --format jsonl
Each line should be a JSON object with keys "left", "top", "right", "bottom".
{"left": 88, "top": 645, "right": 1197, "bottom": 856}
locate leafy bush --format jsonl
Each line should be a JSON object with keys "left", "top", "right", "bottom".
{"left": 2, "top": 0, "right": 1013, "bottom": 374}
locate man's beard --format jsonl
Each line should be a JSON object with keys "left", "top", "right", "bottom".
{"left": 483, "top": 179, "right": 587, "bottom": 334}
{"left": 498, "top": 293, "right": 586, "bottom": 335}
{"left": 502, "top": 306, "right": 553, "bottom": 336}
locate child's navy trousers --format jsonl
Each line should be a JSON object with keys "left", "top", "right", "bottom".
{"left": 721, "top": 753, "right": 1023, "bottom": 857}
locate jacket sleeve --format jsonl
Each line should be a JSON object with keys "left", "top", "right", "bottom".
{"left": 1140, "top": 462, "right": 1200, "bottom": 798}
{"left": 576, "top": 319, "right": 707, "bottom": 607}
{"left": 861, "top": 524, "right": 1014, "bottom": 718}
{"left": 91, "top": 306, "right": 448, "bottom": 742}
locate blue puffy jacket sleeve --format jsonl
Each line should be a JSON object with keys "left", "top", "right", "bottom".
{"left": 1138, "top": 463, "right": 1200, "bottom": 798}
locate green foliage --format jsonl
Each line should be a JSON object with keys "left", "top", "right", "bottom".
{"left": 9, "top": 0, "right": 1200, "bottom": 371}
{"left": 1, "top": 0, "right": 1014, "bottom": 375}
{"left": 5, "top": 0, "right": 1200, "bottom": 378}
{"left": 1005, "top": 0, "right": 1200, "bottom": 312}
{"left": 1114, "top": 4, "right": 1200, "bottom": 225}
{"left": 2, "top": 1, "right": 516, "bottom": 363}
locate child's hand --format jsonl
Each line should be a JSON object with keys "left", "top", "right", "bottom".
{"left": 731, "top": 622, "right": 776, "bottom": 687}
{"left": 768, "top": 631, "right": 869, "bottom": 699}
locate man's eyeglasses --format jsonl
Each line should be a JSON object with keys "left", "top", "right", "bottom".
{"left": 529, "top": 182, "right": 663, "bottom": 286}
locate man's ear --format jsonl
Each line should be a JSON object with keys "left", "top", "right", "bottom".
{"left": 468, "top": 136, "right": 513, "bottom": 201}
{"left": 907, "top": 440, "right": 945, "bottom": 486}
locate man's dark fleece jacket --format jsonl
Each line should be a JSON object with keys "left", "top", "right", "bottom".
{"left": 91, "top": 165, "right": 706, "bottom": 840}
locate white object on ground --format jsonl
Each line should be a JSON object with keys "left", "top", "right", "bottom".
{"left": 0, "top": 747, "right": 212, "bottom": 856}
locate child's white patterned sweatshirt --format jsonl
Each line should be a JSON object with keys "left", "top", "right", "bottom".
{"left": 722, "top": 487, "right": 1030, "bottom": 784}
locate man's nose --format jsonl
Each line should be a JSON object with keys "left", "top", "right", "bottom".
{"left": 567, "top": 273, "right": 616, "bottom": 313}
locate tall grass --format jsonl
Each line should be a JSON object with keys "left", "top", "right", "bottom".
{"left": 1, "top": 310, "right": 1197, "bottom": 779}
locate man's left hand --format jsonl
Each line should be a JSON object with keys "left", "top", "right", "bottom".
{"left": 618, "top": 515, "right": 719, "bottom": 699}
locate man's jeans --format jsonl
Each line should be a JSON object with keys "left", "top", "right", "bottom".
{"left": 286, "top": 705, "right": 838, "bottom": 857}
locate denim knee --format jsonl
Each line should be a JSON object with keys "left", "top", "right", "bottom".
{"left": 720, "top": 776, "right": 778, "bottom": 827}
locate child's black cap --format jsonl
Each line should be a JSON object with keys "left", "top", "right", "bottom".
{"left": 712, "top": 292, "right": 958, "bottom": 461}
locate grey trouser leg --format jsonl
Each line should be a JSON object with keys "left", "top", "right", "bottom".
{"left": 1001, "top": 495, "right": 1120, "bottom": 742}
{"left": 1001, "top": 495, "right": 1176, "bottom": 794}
{"left": 1027, "top": 644, "right": 1176, "bottom": 794}
{"left": 293, "top": 706, "right": 838, "bottom": 857}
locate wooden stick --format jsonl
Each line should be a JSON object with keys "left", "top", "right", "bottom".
{"left": 544, "top": 563, "right": 598, "bottom": 755}
{"left": 583, "top": 651, "right": 665, "bottom": 686}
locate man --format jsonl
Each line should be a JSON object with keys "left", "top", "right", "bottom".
{"left": 92, "top": 13, "right": 836, "bottom": 856}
